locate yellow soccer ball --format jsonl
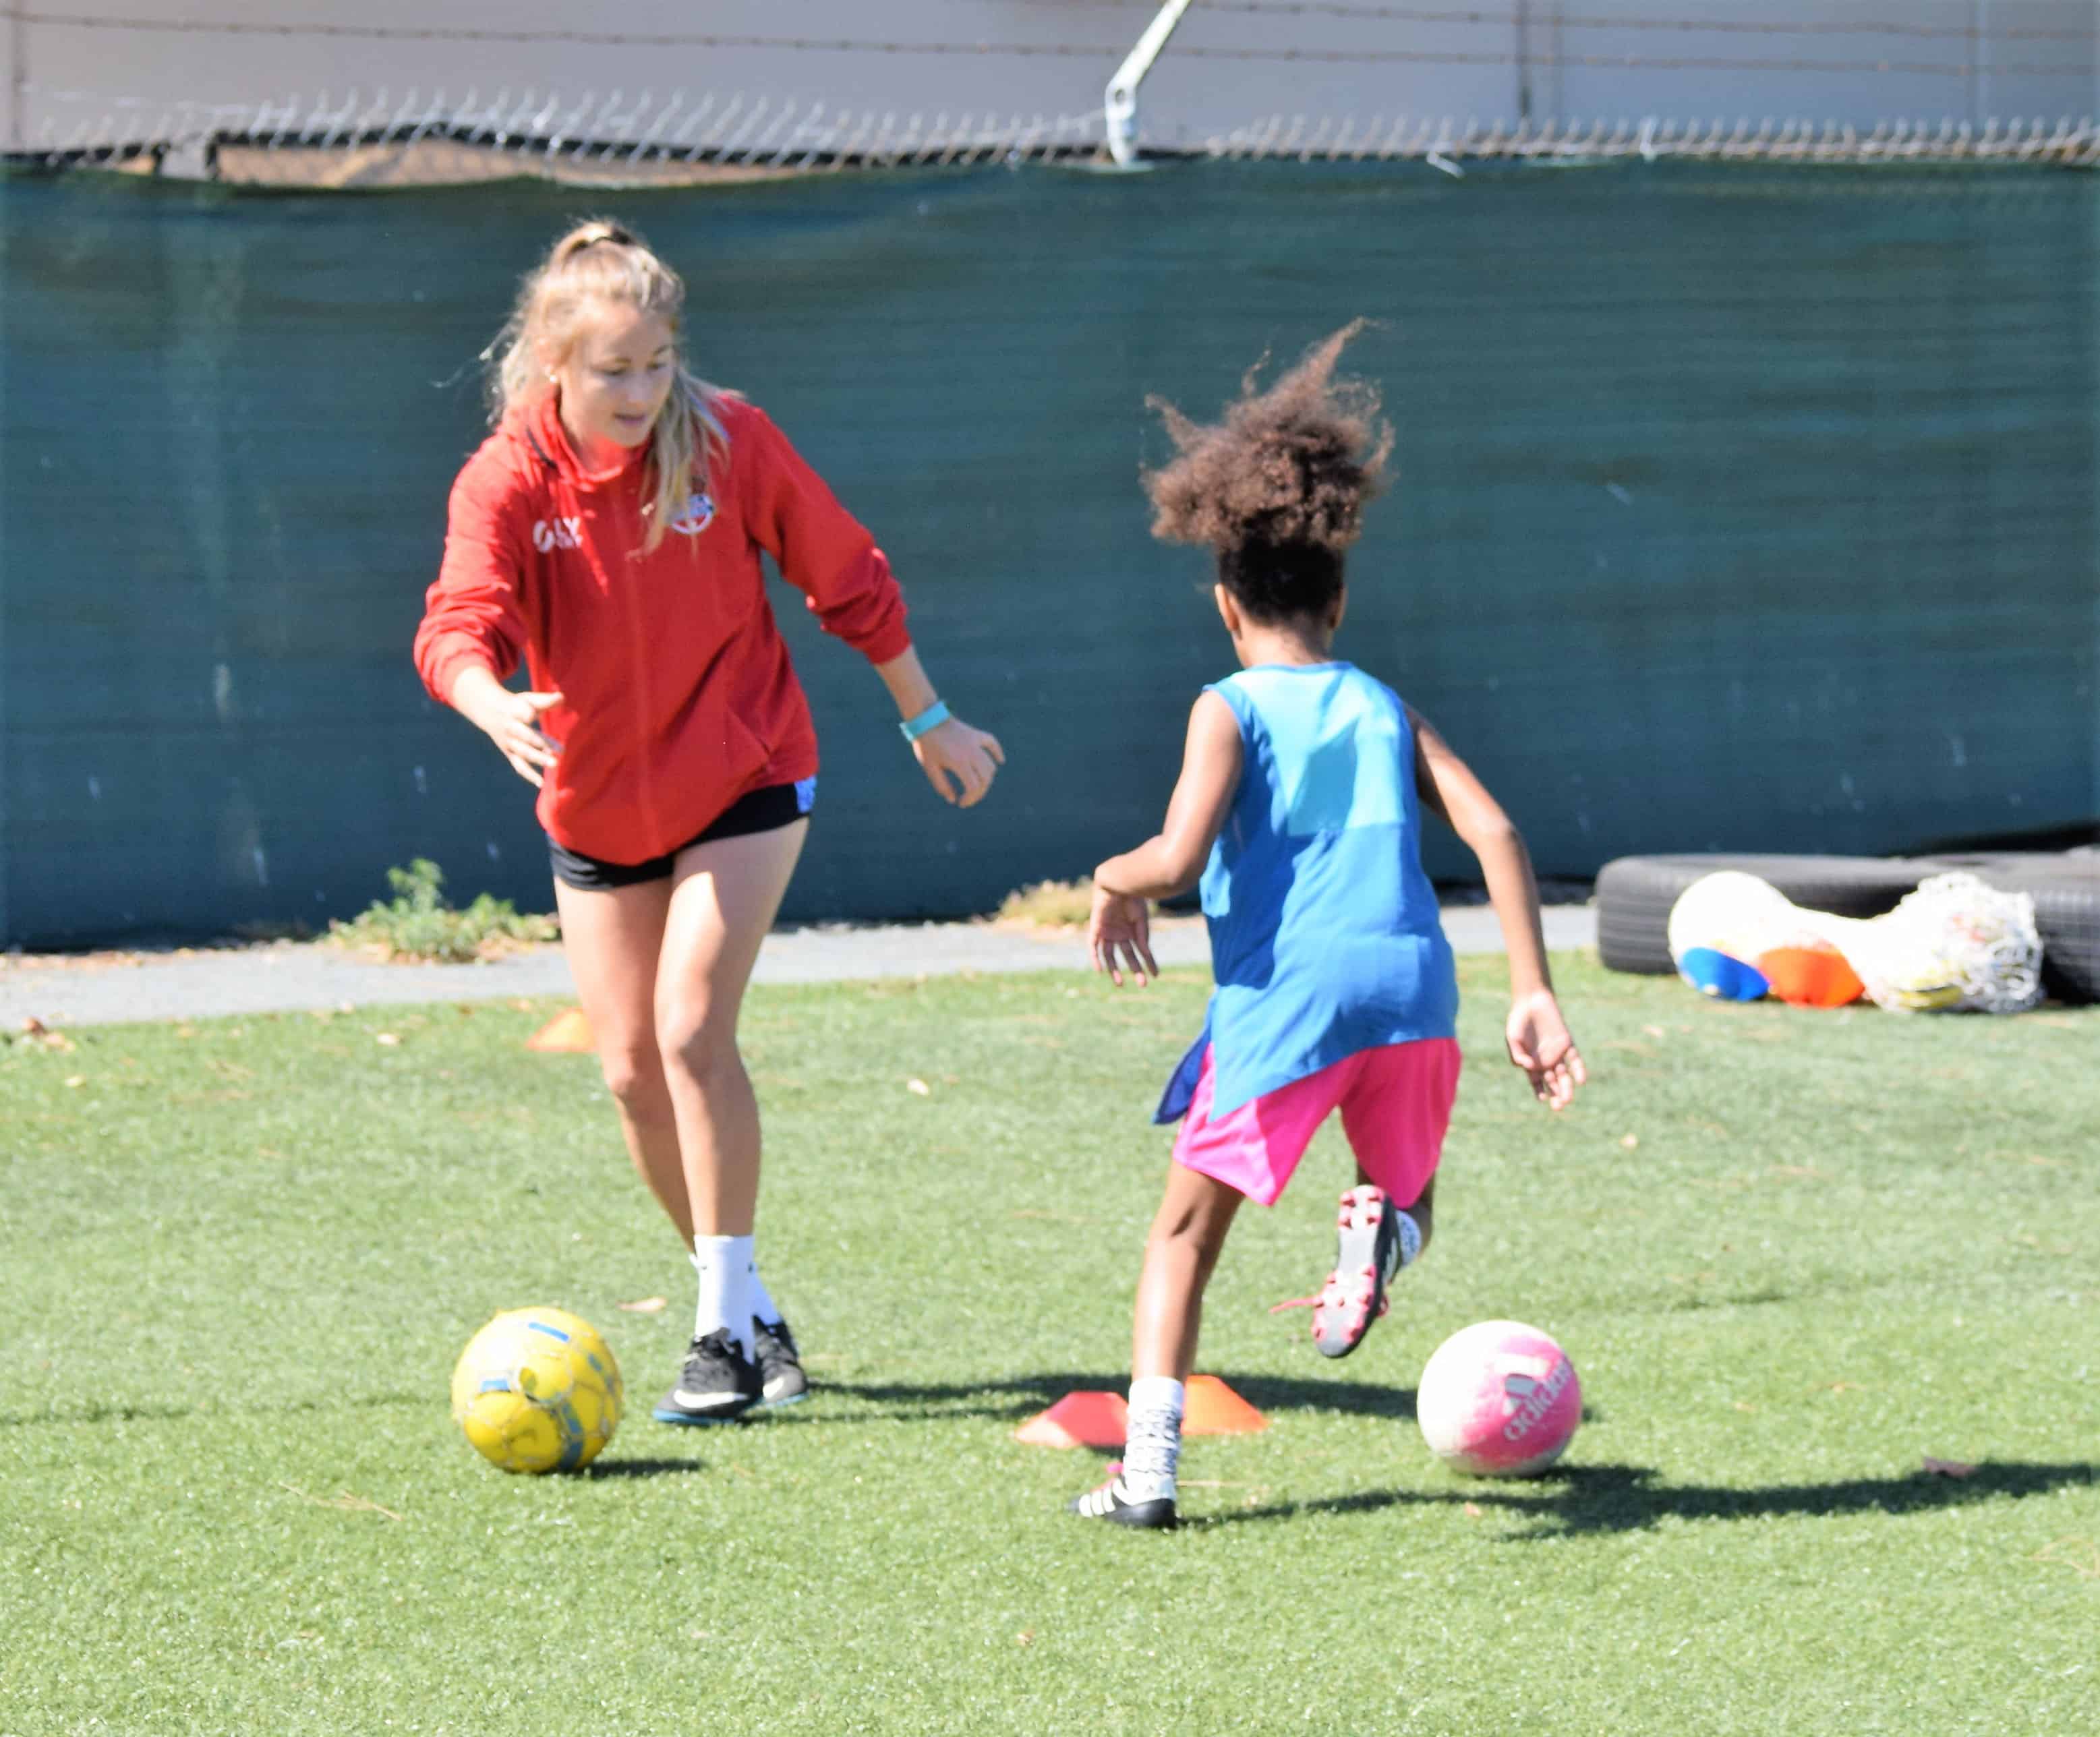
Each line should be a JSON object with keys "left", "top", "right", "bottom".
{"left": 450, "top": 1307, "right": 622, "bottom": 1474}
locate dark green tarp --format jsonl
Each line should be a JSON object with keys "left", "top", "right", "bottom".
{"left": 2, "top": 159, "right": 2095, "bottom": 945}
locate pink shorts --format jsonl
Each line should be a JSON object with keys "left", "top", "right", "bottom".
{"left": 1171, "top": 1038, "right": 1461, "bottom": 1208}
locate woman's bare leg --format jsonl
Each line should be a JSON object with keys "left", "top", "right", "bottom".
{"left": 552, "top": 875, "right": 688, "bottom": 1241}
{"left": 655, "top": 821, "right": 807, "bottom": 1237}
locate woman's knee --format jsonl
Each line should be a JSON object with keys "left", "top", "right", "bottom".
{"left": 597, "top": 1042, "right": 670, "bottom": 1113}
{"left": 655, "top": 1004, "right": 744, "bottom": 1086}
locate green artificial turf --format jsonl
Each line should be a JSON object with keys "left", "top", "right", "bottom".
{"left": 2, "top": 955, "right": 2095, "bottom": 1735}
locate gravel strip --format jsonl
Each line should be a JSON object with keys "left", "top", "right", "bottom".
{"left": 0, "top": 904, "right": 1596, "bottom": 1029}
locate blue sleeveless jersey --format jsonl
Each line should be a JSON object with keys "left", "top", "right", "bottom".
{"left": 1155, "top": 663, "right": 1459, "bottom": 1124}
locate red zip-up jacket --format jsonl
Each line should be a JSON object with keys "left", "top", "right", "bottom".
{"left": 413, "top": 394, "right": 912, "bottom": 864}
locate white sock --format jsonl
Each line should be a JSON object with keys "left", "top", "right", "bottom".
{"left": 693, "top": 1234, "right": 755, "bottom": 1357}
{"left": 1121, "top": 1376, "right": 1186, "bottom": 1503}
{"left": 748, "top": 1265, "right": 783, "bottom": 1329}
{"left": 1391, "top": 1210, "right": 1424, "bottom": 1280}
{"left": 693, "top": 1244, "right": 783, "bottom": 1329}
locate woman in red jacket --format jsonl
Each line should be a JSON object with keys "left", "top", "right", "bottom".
{"left": 415, "top": 220, "right": 1003, "bottom": 1425}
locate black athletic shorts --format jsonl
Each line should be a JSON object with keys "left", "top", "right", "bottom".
{"left": 548, "top": 778, "right": 815, "bottom": 891}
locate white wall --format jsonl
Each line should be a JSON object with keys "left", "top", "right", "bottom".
{"left": 5, "top": 1, "right": 2097, "bottom": 155}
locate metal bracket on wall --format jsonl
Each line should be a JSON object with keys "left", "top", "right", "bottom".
{"left": 1105, "top": 0, "right": 1197, "bottom": 169}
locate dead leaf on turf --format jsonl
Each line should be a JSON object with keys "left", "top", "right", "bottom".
{"left": 2033, "top": 1538, "right": 2100, "bottom": 1579}
{"left": 1922, "top": 1456, "right": 1977, "bottom": 1478}
{"left": 1463, "top": 1502, "right": 1484, "bottom": 1519}
{"left": 279, "top": 1482, "right": 403, "bottom": 1520}
{"left": 617, "top": 1296, "right": 668, "bottom": 1314}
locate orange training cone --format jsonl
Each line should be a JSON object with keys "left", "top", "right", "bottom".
{"left": 1756, "top": 943, "right": 1864, "bottom": 1008}
{"left": 1183, "top": 1374, "right": 1268, "bottom": 1436}
{"left": 1013, "top": 1391, "right": 1128, "bottom": 1449}
{"left": 526, "top": 1007, "right": 595, "bottom": 1053}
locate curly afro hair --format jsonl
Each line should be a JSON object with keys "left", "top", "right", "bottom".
{"left": 1144, "top": 320, "right": 1393, "bottom": 624}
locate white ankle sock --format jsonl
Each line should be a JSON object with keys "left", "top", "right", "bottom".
{"left": 748, "top": 1266, "right": 783, "bottom": 1329}
{"left": 693, "top": 1245, "right": 783, "bottom": 1329}
{"left": 1391, "top": 1210, "right": 1423, "bottom": 1279}
{"left": 693, "top": 1234, "right": 755, "bottom": 1356}
{"left": 1121, "top": 1376, "right": 1186, "bottom": 1503}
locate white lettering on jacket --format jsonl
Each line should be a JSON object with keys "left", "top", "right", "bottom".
{"left": 532, "top": 517, "right": 583, "bottom": 553}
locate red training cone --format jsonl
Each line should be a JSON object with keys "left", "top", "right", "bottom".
{"left": 1013, "top": 1391, "right": 1128, "bottom": 1449}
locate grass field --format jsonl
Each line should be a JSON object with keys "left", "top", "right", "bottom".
{"left": 3, "top": 953, "right": 2095, "bottom": 1736}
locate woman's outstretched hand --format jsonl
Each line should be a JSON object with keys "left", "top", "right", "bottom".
{"left": 912, "top": 715, "right": 1005, "bottom": 808}
{"left": 1506, "top": 988, "right": 1585, "bottom": 1110}
{"left": 1088, "top": 884, "right": 1157, "bottom": 987}
{"left": 465, "top": 686, "right": 564, "bottom": 789}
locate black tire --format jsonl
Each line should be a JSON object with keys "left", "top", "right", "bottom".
{"left": 1916, "top": 852, "right": 2100, "bottom": 1005}
{"left": 1595, "top": 854, "right": 1933, "bottom": 976}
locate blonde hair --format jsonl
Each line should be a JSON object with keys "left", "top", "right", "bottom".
{"left": 487, "top": 218, "right": 731, "bottom": 552}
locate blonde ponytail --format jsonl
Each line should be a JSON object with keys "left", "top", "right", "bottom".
{"left": 486, "top": 218, "right": 731, "bottom": 552}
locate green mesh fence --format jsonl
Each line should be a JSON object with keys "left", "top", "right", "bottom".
{"left": 1, "top": 160, "right": 2094, "bottom": 945}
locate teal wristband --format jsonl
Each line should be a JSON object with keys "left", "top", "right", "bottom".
{"left": 899, "top": 699, "right": 950, "bottom": 742}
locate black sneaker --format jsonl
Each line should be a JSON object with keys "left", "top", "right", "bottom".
{"left": 752, "top": 1315, "right": 808, "bottom": 1407}
{"left": 1069, "top": 1473, "right": 1177, "bottom": 1529}
{"left": 652, "top": 1329, "right": 761, "bottom": 1425}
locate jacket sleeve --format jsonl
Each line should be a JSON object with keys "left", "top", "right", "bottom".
{"left": 732, "top": 404, "right": 912, "bottom": 665}
{"left": 413, "top": 458, "right": 531, "bottom": 705}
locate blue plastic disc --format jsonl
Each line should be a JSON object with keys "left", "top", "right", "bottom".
{"left": 1677, "top": 947, "right": 1770, "bottom": 1001}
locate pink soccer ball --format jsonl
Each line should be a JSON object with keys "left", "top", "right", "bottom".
{"left": 1417, "top": 1320, "right": 1581, "bottom": 1476}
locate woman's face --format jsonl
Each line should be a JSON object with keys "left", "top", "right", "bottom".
{"left": 549, "top": 299, "right": 676, "bottom": 457}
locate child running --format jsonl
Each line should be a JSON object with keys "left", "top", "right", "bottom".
{"left": 1072, "top": 324, "right": 1584, "bottom": 1529}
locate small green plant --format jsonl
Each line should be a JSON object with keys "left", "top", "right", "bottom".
{"left": 993, "top": 877, "right": 1099, "bottom": 928}
{"left": 328, "top": 859, "right": 557, "bottom": 963}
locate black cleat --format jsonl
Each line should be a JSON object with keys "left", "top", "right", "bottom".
{"left": 1068, "top": 1474, "right": 1178, "bottom": 1529}
{"left": 652, "top": 1329, "right": 762, "bottom": 1425}
{"left": 753, "top": 1315, "right": 809, "bottom": 1407}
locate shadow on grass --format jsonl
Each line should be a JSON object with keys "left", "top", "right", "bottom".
{"left": 1211, "top": 1459, "right": 2099, "bottom": 1537}
{"left": 585, "top": 1456, "right": 709, "bottom": 1479}
{"left": 0, "top": 1390, "right": 434, "bottom": 1429}
{"left": 823, "top": 1372, "right": 1419, "bottom": 1425}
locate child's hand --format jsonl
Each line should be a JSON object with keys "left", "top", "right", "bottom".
{"left": 1088, "top": 885, "right": 1157, "bottom": 987}
{"left": 1506, "top": 989, "right": 1585, "bottom": 1110}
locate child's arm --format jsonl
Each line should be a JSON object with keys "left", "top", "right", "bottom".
{"left": 1088, "top": 691, "right": 1244, "bottom": 986}
{"left": 1409, "top": 708, "right": 1586, "bottom": 1110}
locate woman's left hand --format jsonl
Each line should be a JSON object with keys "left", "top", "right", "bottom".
{"left": 912, "top": 715, "right": 1005, "bottom": 808}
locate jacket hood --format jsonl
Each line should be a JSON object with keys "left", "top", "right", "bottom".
{"left": 508, "top": 393, "right": 649, "bottom": 494}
